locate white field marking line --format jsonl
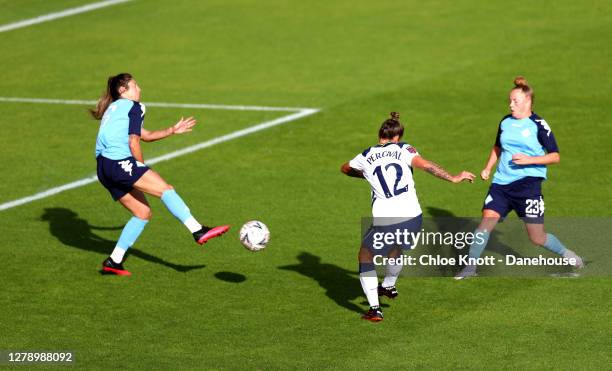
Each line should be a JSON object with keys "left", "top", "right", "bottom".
{"left": 0, "top": 0, "right": 132, "bottom": 33}
{"left": 0, "top": 97, "right": 312, "bottom": 112}
{"left": 0, "top": 98, "right": 319, "bottom": 211}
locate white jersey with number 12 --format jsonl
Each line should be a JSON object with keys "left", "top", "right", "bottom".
{"left": 349, "top": 142, "right": 422, "bottom": 221}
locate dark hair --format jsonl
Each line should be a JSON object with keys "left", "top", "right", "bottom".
{"left": 512, "top": 75, "right": 534, "bottom": 104}
{"left": 89, "top": 73, "right": 133, "bottom": 119}
{"left": 378, "top": 112, "right": 404, "bottom": 140}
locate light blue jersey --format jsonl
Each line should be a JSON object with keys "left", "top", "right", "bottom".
{"left": 95, "top": 99, "right": 145, "bottom": 160}
{"left": 492, "top": 113, "right": 559, "bottom": 185}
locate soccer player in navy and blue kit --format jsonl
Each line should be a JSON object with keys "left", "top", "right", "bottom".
{"left": 455, "top": 76, "right": 583, "bottom": 279}
{"left": 92, "top": 73, "right": 229, "bottom": 276}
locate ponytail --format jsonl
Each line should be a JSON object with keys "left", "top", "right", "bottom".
{"left": 378, "top": 111, "right": 404, "bottom": 140}
{"left": 89, "top": 73, "right": 133, "bottom": 120}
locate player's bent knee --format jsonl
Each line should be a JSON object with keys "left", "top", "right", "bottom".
{"left": 482, "top": 209, "right": 501, "bottom": 219}
{"left": 530, "top": 235, "right": 546, "bottom": 246}
{"left": 135, "top": 208, "right": 152, "bottom": 220}
{"left": 358, "top": 247, "right": 373, "bottom": 260}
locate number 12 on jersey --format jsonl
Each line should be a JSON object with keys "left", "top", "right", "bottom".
{"left": 373, "top": 163, "right": 409, "bottom": 198}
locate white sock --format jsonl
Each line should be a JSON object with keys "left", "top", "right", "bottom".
{"left": 359, "top": 271, "right": 379, "bottom": 307}
{"left": 382, "top": 262, "right": 403, "bottom": 288}
{"left": 183, "top": 216, "right": 202, "bottom": 233}
{"left": 110, "top": 246, "right": 127, "bottom": 264}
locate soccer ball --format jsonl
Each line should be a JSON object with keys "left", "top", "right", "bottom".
{"left": 239, "top": 220, "right": 270, "bottom": 251}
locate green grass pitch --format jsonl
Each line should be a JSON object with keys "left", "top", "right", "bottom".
{"left": 0, "top": 0, "right": 611, "bottom": 369}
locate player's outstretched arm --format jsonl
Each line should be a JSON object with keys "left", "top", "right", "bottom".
{"left": 141, "top": 116, "right": 197, "bottom": 142}
{"left": 411, "top": 156, "right": 475, "bottom": 183}
{"left": 340, "top": 162, "right": 365, "bottom": 178}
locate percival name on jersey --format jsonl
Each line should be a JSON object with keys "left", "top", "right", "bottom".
{"left": 365, "top": 149, "right": 403, "bottom": 165}
{"left": 349, "top": 142, "right": 422, "bottom": 223}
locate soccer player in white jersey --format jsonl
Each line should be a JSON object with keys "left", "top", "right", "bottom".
{"left": 92, "top": 73, "right": 230, "bottom": 276}
{"left": 341, "top": 112, "right": 475, "bottom": 321}
{"left": 454, "top": 77, "right": 583, "bottom": 279}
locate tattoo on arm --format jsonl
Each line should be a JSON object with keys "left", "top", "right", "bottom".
{"left": 424, "top": 161, "right": 454, "bottom": 182}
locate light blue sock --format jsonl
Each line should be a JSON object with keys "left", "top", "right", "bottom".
{"left": 543, "top": 233, "right": 567, "bottom": 255}
{"left": 116, "top": 216, "right": 148, "bottom": 250}
{"left": 468, "top": 229, "right": 491, "bottom": 260}
{"left": 161, "top": 189, "right": 192, "bottom": 223}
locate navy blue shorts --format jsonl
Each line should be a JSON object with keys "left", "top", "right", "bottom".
{"left": 96, "top": 156, "right": 149, "bottom": 201}
{"left": 483, "top": 177, "right": 545, "bottom": 223}
{"left": 362, "top": 215, "right": 423, "bottom": 255}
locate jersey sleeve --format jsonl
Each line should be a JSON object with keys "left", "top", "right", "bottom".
{"left": 128, "top": 102, "right": 144, "bottom": 136}
{"left": 397, "top": 142, "right": 419, "bottom": 166}
{"left": 348, "top": 151, "right": 367, "bottom": 171}
{"left": 494, "top": 115, "right": 511, "bottom": 148}
{"left": 494, "top": 124, "right": 502, "bottom": 147}
{"left": 403, "top": 145, "right": 419, "bottom": 166}
{"left": 535, "top": 118, "right": 559, "bottom": 153}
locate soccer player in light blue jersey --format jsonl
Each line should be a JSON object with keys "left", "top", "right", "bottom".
{"left": 455, "top": 76, "right": 583, "bottom": 279}
{"left": 91, "top": 73, "right": 230, "bottom": 276}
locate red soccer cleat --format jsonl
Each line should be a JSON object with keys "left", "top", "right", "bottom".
{"left": 102, "top": 257, "right": 132, "bottom": 276}
{"left": 361, "top": 306, "right": 384, "bottom": 322}
{"left": 193, "top": 225, "right": 230, "bottom": 245}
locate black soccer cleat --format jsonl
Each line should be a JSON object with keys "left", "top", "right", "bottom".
{"left": 378, "top": 284, "right": 399, "bottom": 299}
{"left": 361, "top": 306, "right": 384, "bottom": 322}
{"left": 193, "top": 225, "right": 230, "bottom": 245}
{"left": 102, "top": 257, "right": 131, "bottom": 276}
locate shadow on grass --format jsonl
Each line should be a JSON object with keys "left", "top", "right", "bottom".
{"left": 214, "top": 271, "right": 247, "bottom": 283}
{"left": 279, "top": 252, "right": 369, "bottom": 314}
{"left": 41, "top": 208, "right": 206, "bottom": 273}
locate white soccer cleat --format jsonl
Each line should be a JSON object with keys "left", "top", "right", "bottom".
{"left": 563, "top": 250, "right": 584, "bottom": 269}
{"left": 454, "top": 264, "right": 478, "bottom": 280}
